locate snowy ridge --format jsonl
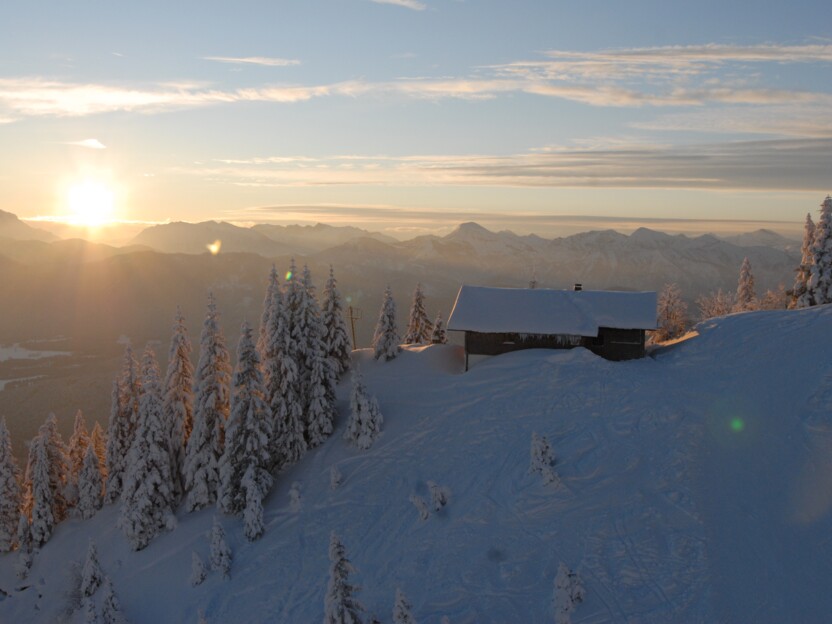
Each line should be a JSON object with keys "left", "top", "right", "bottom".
{"left": 1, "top": 308, "right": 832, "bottom": 622}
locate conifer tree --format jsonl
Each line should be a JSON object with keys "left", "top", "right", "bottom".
{"left": 344, "top": 366, "right": 383, "bottom": 450}
{"left": 29, "top": 435, "right": 55, "bottom": 547}
{"left": 190, "top": 552, "right": 207, "bottom": 586}
{"left": 120, "top": 346, "right": 176, "bottom": 550}
{"left": 264, "top": 281, "right": 307, "bottom": 469}
{"left": 184, "top": 294, "right": 231, "bottom": 512}
{"left": 30, "top": 413, "right": 70, "bottom": 523}
{"left": 734, "top": 257, "right": 757, "bottom": 312}
{"left": 257, "top": 265, "right": 280, "bottom": 362}
{"left": 807, "top": 196, "right": 832, "bottom": 306}
{"left": 321, "top": 265, "right": 352, "bottom": 379}
{"left": 299, "top": 265, "right": 338, "bottom": 448}
{"left": 0, "top": 419, "right": 21, "bottom": 552}
{"left": 241, "top": 463, "right": 270, "bottom": 541}
{"left": 90, "top": 422, "right": 107, "bottom": 478}
{"left": 100, "top": 576, "right": 125, "bottom": 624}
{"left": 210, "top": 516, "right": 232, "bottom": 579}
{"left": 218, "top": 322, "right": 273, "bottom": 516}
{"left": 373, "top": 286, "right": 401, "bottom": 361}
{"left": 792, "top": 212, "right": 815, "bottom": 309}
{"left": 105, "top": 344, "right": 141, "bottom": 503}
{"left": 105, "top": 379, "right": 128, "bottom": 504}
{"left": 164, "top": 307, "right": 194, "bottom": 505}
{"left": 404, "top": 283, "right": 432, "bottom": 344}
{"left": 77, "top": 444, "right": 104, "bottom": 520}
{"left": 68, "top": 409, "right": 91, "bottom": 486}
{"left": 529, "top": 433, "right": 558, "bottom": 486}
{"left": 431, "top": 312, "right": 447, "bottom": 345}
{"left": 81, "top": 540, "right": 104, "bottom": 598}
{"left": 393, "top": 588, "right": 417, "bottom": 624}
{"left": 324, "top": 531, "right": 363, "bottom": 624}
{"left": 15, "top": 514, "right": 32, "bottom": 579}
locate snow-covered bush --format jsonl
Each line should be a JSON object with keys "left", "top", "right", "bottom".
{"left": 393, "top": 588, "right": 417, "bottom": 624}
{"left": 330, "top": 465, "right": 343, "bottom": 490}
{"left": 410, "top": 494, "right": 430, "bottom": 521}
{"left": 190, "top": 552, "right": 207, "bottom": 587}
{"left": 529, "top": 432, "right": 558, "bottom": 486}
{"left": 427, "top": 481, "right": 451, "bottom": 512}
{"left": 290, "top": 481, "right": 302, "bottom": 513}
{"left": 650, "top": 283, "right": 687, "bottom": 344}
{"left": 553, "top": 563, "right": 584, "bottom": 624}
{"left": 431, "top": 313, "right": 447, "bottom": 345}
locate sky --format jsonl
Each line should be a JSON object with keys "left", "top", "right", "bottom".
{"left": 1, "top": 0, "right": 831, "bottom": 239}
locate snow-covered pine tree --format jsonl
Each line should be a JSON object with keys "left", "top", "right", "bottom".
{"left": 241, "top": 463, "right": 271, "bottom": 541}
{"left": 90, "top": 422, "right": 107, "bottom": 478}
{"left": 807, "top": 196, "right": 832, "bottom": 306}
{"left": 324, "top": 531, "right": 363, "bottom": 624}
{"left": 791, "top": 212, "right": 815, "bottom": 309}
{"left": 393, "top": 588, "right": 417, "bottom": 624}
{"left": 164, "top": 307, "right": 194, "bottom": 505}
{"left": 15, "top": 514, "right": 32, "bottom": 579}
{"left": 553, "top": 563, "right": 584, "bottom": 624}
{"left": 257, "top": 265, "right": 280, "bottom": 362}
{"left": 67, "top": 409, "right": 91, "bottom": 487}
{"left": 344, "top": 365, "right": 383, "bottom": 450}
{"left": 427, "top": 481, "right": 450, "bottom": 511}
{"left": 264, "top": 279, "right": 307, "bottom": 470}
{"left": 0, "top": 418, "right": 21, "bottom": 552}
{"left": 431, "top": 312, "right": 447, "bottom": 345}
{"left": 100, "top": 576, "right": 125, "bottom": 623}
{"left": 409, "top": 494, "right": 430, "bottom": 521}
{"left": 190, "top": 552, "right": 207, "bottom": 586}
{"left": 81, "top": 540, "right": 104, "bottom": 598}
{"left": 105, "top": 379, "right": 126, "bottom": 503}
{"left": 403, "top": 283, "right": 432, "bottom": 345}
{"left": 372, "top": 286, "right": 401, "bottom": 361}
{"left": 105, "top": 344, "right": 141, "bottom": 504}
{"left": 29, "top": 434, "right": 55, "bottom": 547}
{"left": 77, "top": 443, "right": 104, "bottom": 520}
{"left": 120, "top": 346, "right": 176, "bottom": 550}
{"left": 210, "top": 516, "right": 232, "bottom": 579}
{"left": 529, "top": 433, "right": 558, "bottom": 486}
{"left": 36, "top": 413, "right": 69, "bottom": 522}
{"left": 300, "top": 265, "right": 338, "bottom": 448}
{"left": 321, "top": 265, "right": 352, "bottom": 379}
{"left": 650, "top": 283, "right": 687, "bottom": 344}
{"left": 734, "top": 257, "right": 757, "bottom": 312}
{"left": 218, "top": 322, "right": 273, "bottom": 516}
{"left": 184, "top": 294, "right": 231, "bottom": 512}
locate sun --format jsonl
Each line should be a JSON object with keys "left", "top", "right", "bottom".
{"left": 65, "top": 179, "right": 116, "bottom": 227}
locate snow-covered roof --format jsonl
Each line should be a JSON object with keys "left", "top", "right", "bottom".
{"left": 447, "top": 286, "right": 657, "bottom": 335}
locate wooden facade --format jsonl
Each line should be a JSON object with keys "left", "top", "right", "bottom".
{"left": 463, "top": 327, "right": 646, "bottom": 368}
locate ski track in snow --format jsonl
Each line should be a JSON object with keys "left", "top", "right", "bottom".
{"left": 2, "top": 308, "right": 832, "bottom": 622}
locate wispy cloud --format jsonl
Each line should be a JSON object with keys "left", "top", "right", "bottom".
{"left": 1, "top": 43, "right": 831, "bottom": 122}
{"left": 184, "top": 137, "right": 832, "bottom": 192}
{"left": 203, "top": 56, "right": 301, "bottom": 67}
{"left": 63, "top": 138, "right": 106, "bottom": 149}
{"left": 370, "top": 0, "right": 427, "bottom": 10}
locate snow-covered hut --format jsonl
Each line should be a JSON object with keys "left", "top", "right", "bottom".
{"left": 447, "top": 285, "right": 657, "bottom": 369}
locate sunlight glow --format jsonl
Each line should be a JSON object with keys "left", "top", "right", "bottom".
{"left": 207, "top": 240, "right": 222, "bottom": 255}
{"left": 65, "top": 180, "right": 116, "bottom": 227}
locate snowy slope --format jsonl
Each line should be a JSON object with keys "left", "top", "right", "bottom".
{"left": 1, "top": 307, "right": 832, "bottom": 623}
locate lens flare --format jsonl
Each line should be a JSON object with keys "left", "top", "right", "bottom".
{"left": 207, "top": 240, "right": 221, "bottom": 255}
{"left": 285, "top": 271, "right": 293, "bottom": 281}
{"left": 730, "top": 417, "right": 745, "bottom": 433}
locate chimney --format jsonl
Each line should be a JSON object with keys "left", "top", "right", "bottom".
{"left": 573, "top": 283, "right": 582, "bottom": 291}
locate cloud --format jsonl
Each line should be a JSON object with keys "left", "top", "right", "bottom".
{"left": 370, "top": 0, "right": 427, "bottom": 10}
{"left": 203, "top": 56, "right": 301, "bottom": 67}
{"left": 184, "top": 137, "right": 832, "bottom": 193}
{"left": 64, "top": 138, "right": 107, "bottom": 149}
